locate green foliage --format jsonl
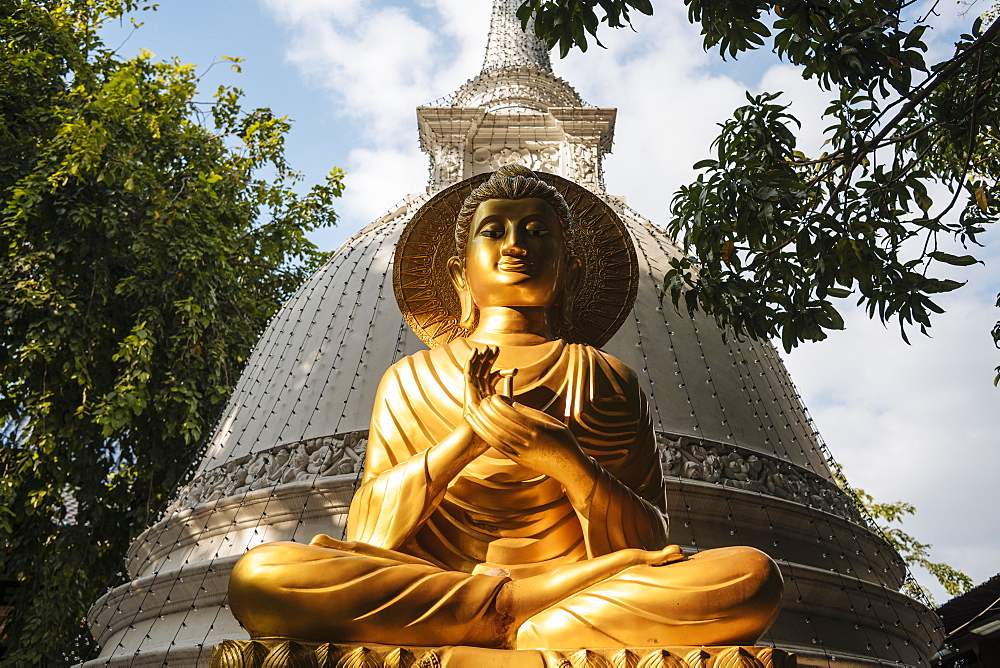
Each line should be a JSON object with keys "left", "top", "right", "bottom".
{"left": 516, "top": 0, "right": 654, "bottom": 57}
{"left": 518, "top": 1, "right": 1000, "bottom": 381}
{"left": 665, "top": 15, "right": 999, "bottom": 354}
{"left": 831, "top": 466, "right": 974, "bottom": 604}
{"left": 0, "top": 1, "right": 343, "bottom": 663}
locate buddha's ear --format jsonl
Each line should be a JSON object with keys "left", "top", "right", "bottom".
{"left": 566, "top": 256, "right": 583, "bottom": 294}
{"left": 560, "top": 256, "right": 584, "bottom": 330}
{"left": 447, "top": 256, "right": 476, "bottom": 330}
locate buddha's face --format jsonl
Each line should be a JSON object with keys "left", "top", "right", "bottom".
{"left": 458, "top": 197, "right": 570, "bottom": 310}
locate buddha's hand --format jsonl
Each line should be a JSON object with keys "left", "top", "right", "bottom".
{"left": 462, "top": 347, "right": 511, "bottom": 458}
{"left": 463, "top": 346, "right": 501, "bottom": 416}
{"left": 615, "top": 545, "right": 686, "bottom": 570}
{"left": 466, "top": 394, "right": 597, "bottom": 488}
{"left": 645, "top": 544, "right": 686, "bottom": 566}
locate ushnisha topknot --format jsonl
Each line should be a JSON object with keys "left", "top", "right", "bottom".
{"left": 454, "top": 164, "right": 575, "bottom": 260}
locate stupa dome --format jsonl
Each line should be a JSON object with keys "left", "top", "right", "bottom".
{"left": 84, "top": 1, "right": 943, "bottom": 665}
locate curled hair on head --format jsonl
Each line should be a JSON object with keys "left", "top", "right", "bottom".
{"left": 454, "top": 165, "right": 575, "bottom": 260}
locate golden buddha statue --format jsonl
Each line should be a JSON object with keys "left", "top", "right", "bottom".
{"left": 228, "top": 165, "right": 784, "bottom": 651}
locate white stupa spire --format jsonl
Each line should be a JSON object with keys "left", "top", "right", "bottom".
{"left": 418, "top": 0, "right": 613, "bottom": 193}
{"left": 481, "top": 0, "right": 553, "bottom": 73}
{"left": 448, "top": 0, "right": 583, "bottom": 111}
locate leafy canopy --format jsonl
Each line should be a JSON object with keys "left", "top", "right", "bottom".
{"left": 0, "top": 0, "right": 342, "bottom": 663}
{"left": 517, "top": 0, "right": 999, "bottom": 383}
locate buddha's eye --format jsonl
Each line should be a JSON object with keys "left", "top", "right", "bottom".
{"left": 478, "top": 222, "right": 504, "bottom": 238}
{"left": 525, "top": 221, "right": 550, "bottom": 237}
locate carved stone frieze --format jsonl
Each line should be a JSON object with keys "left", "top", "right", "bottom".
{"left": 570, "top": 143, "right": 601, "bottom": 188}
{"left": 208, "top": 641, "right": 795, "bottom": 668}
{"left": 169, "top": 432, "right": 857, "bottom": 522}
{"left": 165, "top": 431, "right": 368, "bottom": 514}
{"left": 471, "top": 144, "right": 560, "bottom": 173}
{"left": 655, "top": 433, "right": 862, "bottom": 523}
{"left": 431, "top": 144, "right": 463, "bottom": 190}
{"left": 169, "top": 428, "right": 859, "bottom": 525}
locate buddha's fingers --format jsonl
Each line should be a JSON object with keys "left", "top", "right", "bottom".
{"left": 464, "top": 401, "right": 516, "bottom": 455}
{"left": 647, "top": 544, "right": 686, "bottom": 566}
{"left": 498, "top": 368, "right": 518, "bottom": 398}
{"left": 509, "top": 400, "right": 566, "bottom": 428}
{"left": 465, "top": 347, "right": 501, "bottom": 408}
{"left": 472, "top": 399, "right": 533, "bottom": 449}
{"left": 480, "top": 395, "right": 560, "bottom": 443}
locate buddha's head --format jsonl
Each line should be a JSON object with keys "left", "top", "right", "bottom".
{"left": 447, "top": 165, "right": 582, "bottom": 332}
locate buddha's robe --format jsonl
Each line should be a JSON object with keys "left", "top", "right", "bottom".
{"left": 229, "top": 339, "right": 783, "bottom": 648}
{"left": 352, "top": 339, "right": 668, "bottom": 572}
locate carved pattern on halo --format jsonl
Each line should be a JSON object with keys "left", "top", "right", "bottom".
{"left": 168, "top": 429, "right": 859, "bottom": 524}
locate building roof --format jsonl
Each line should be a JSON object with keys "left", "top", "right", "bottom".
{"left": 937, "top": 574, "right": 1000, "bottom": 636}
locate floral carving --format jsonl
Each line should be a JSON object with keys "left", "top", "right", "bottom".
{"left": 207, "top": 642, "right": 793, "bottom": 668}
{"left": 655, "top": 433, "right": 862, "bottom": 522}
{"left": 471, "top": 145, "right": 561, "bottom": 173}
{"left": 570, "top": 143, "right": 598, "bottom": 186}
{"left": 433, "top": 145, "right": 462, "bottom": 189}
{"left": 165, "top": 431, "right": 368, "bottom": 513}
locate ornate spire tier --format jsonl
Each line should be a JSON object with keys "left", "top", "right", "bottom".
{"left": 481, "top": 0, "right": 552, "bottom": 72}
{"left": 419, "top": 0, "right": 613, "bottom": 194}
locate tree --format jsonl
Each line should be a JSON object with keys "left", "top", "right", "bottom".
{"left": 0, "top": 1, "right": 343, "bottom": 663}
{"left": 517, "top": 0, "right": 999, "bottom": 382}
{"left": 831, "top": 466, "right": 973, "bottom": 604}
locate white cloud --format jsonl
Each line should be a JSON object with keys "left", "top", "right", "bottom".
{"left": 783, "top": 238, "right": 1000, "bottom": 598}
{"left": 339, "top": 147, "right": 429, "bottom": 223}
{"left": 264, "top": 3, "right": 436, "bottom": 146}
{"left": 263, "top": 0, "right": 366, "bottom": 24}
{"left": 260, "top": 0, "right": 492, "bottom": 223}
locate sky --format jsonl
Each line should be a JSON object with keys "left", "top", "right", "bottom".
{"left": 101, "top": 0, "right": 999, "bottom": 602}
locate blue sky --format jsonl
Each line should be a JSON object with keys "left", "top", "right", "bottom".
{"left": 102, "top": 0, "right": 999, "bottom": 601}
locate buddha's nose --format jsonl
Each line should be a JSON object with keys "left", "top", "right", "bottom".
{"left": 501, "top": 232, "right": 527, "bottom": 256}
{"left": 501, "top": 244, "right": 527, "bottom": 257}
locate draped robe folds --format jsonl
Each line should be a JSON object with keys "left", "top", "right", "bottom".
{"left": 228, "top": 339, "right": 784, "bottom": 648}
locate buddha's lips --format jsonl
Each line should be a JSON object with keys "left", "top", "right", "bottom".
{"left": 498, "top": 259, "right": 532, "bottom": 272}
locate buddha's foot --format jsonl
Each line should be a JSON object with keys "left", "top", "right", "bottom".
{"left": 209, "top": 639, "right": 796, "bottom": 668}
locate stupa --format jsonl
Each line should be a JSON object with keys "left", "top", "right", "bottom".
{"left": 85, "top": 1, "right": 944, "bottom": 665}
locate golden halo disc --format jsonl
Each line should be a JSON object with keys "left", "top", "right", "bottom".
{"left": 393, "top": 172, "right": 638, "bottom": 348}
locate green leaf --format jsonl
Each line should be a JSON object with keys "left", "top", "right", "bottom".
{"left": 928, "top": 252, "right": 981, "bottom": 266}
{"left": 923, "top": 279, "right": 966, "bottom": 293}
